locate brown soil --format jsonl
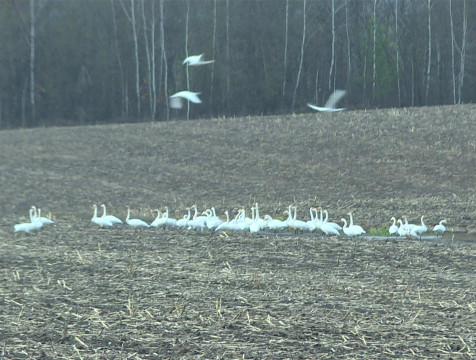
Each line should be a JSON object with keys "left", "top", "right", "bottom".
{"left": 1, "top": 105, "right": 475, "bottom": 358}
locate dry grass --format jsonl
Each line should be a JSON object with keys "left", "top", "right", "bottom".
{"left": 1, "top": 105, "right": 475, "bottom": 358}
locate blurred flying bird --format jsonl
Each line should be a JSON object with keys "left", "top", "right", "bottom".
{"left": 307, "top": 89, "right": 346, "bottom": 112}
{"left": 169, "top": 91, "right": 202, "bottom": 109}
{"left": 183, "top": 53, "right": 215, "bottom": 66}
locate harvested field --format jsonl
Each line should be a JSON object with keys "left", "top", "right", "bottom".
{"left": 1, "top": 105, "right": 475, "bottom": 358}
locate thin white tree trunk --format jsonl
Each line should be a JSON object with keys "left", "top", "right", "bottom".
{"left": 425, "top": 0, "right": 432, "bottom": 104}
{"left": 282, "top": 0, "right": 289, "bottom": 105}
{"left": 292, "top": 0, "right": 306, "bottom": 112}
{"left": 411, "top": 58, "right": 414, "bottom": 106}
{"left": 457, "top": 0, "right": 467, "bottom": 104}
{"left": 345, "top": 0, "right": 351, "bottom": 92}
{"left": 132, "top": 0, "right": 140, "bottom": 117}
{"left": 449, "top": 0, "right": 456, "bottom": 104}
{"left": 141, "top": 0, "right": 153, "bottom": 120}
{"left": 211, "top": 0, "right": 217, "bottom": 111}
{"left": 29, "top": 0, "right": 35, "bottom": 124}
{"left": 328, "top": 0, "right": 335, "bottom": 91}
{"left": 372, "top": 0, "right": 377, "bottom": 100}
{"left": 159, "top": 0, "right": 169, "bottom": 120}
{"left": 395, "top": 0, "right": 401, "bottom": 106}
{"left": 185, "top": 0, "right": 190, "bottom": 119}
{"left": 226, "top": 0, "right": 230, "bottom": 114}
{"left": 110, "top": 0, "right": 126, "bottom": 117}
{"left": 150, "top": 0, "right": 156, "bottom": 119}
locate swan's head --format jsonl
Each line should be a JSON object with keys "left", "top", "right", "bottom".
{"left": 390, "top": 216, "right": 396, "bottom": 221}
{"left": 441, "top": 219, "right": 447, "bottom": 224}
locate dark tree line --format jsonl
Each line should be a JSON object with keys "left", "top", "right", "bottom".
{"left": 0, "top": 0, "right": 473, "bottom": 129}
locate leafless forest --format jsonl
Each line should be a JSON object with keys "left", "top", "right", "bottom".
{"left": 0, "top": 0, "right": 474, "bottom": 128}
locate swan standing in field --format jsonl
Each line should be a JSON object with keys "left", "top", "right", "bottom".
{"left": 291, "top": 206, "right": 310, "bottom": 233}
{"left": 341, "top": 218, "right": 364, "bottom": 237}
{"left": 150, "top": 209, "right": 166, "bottom": 228}
{"left": 183, "top": 53, "right": 215, "bottom": 66}
{"left": 14, "top": 208, "right": 43, "bottom": 233}
{"left": 397, "top": 219, "right": 406, "bottom": 237}
{"left": 205, "top": 208, "right": 223, "bottom": 230}
{"left": 433, "top": 220, "right": 447, "bottom": 237}
{"left": 412, "top": 216, "right": 428, "bottom": 238}
{"left": 33, "top": 206, "right": 54, "bottom": 225}
{"left": 389, "top": 217, "right": 398, "bottom": 236}
{"left": 323, "top": 209, "right": 342, "bottom": 230}
{"left": 91, "top": 204, "right": 114, "bottom": 228}
{"left": 249, "top": 207, "right": 261, "bottom": 234}
{"left": 264, "top": 214, "right": 287, "bottom": 232}
{"left": 307, "top": 89, "right": 346, "bottom": 112}
{"left": 176, "top": 207, "right": 191, "bottom": 228}
{"left": 347, "top": 212, "right": 366, "bottom": 235}
{"left": 125, "top": 206, "right": 150, "bottom": 228}
{"left": 402, "top": 216, "right": 417, "bottom": 231}
{"left": 169, "top": 91, "right": 202, "bottom": 109}
{"left": 163, "top": 207, "right": 178, "bottom": 228}
{"left": 101, "top": 204, "right": 123, "bottom": 225}
{"left": 215, "top": 211, "right": 231, "bottom": 232}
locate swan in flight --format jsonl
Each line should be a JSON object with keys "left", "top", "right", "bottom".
{"left": 433, "top": 220, "right": 446, "bottom": 237}
{"left": 389, "top": 217, "right": 398, "bottom": 236}
{"left": 307, "top": 89, "right": 346, "bottom": 112}
{"left": 169, "top": 91, "right": 202, "bottom": 109}
{"left": 125, "top": 206, "right": 150, "bottom": 228}
{"left": 91, "top": 204, "right": 114, "bottom": 228}
{"left": 101, "top": 204, "right": 123, "bottom": 225}
{"left": 183, "top": 53, "right": 215, "bottom": 66}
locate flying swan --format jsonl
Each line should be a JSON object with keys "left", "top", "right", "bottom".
{"left": 169, "top": 91, "right": 202, "bottom": 109}
{"left": 307, "top": 89, "right": 346, "bottom": 112}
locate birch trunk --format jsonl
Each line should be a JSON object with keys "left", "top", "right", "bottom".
{"left": 282, "top": 0, "right": 289, "bottom": 105}
{"left": 159, "top": 0, "right": 169, "bottom": 120}
{"left": 345, "top": 0, "right": 351, "bottom": 92}
{"left": 29, "top": 0, "right": 35, "bottom": 124}
{"left": 328, "top": 0, "right": 335, "bottom": 91}
{"left": 425, "top": 0, "right": 432, "bottom": 104}
{"left": 291, "top": 0, "right": 306, "bottom": 112}
{"left": 211, "top": 0, "right": 217, "bottom": 112}
{"left": 457, "top": 0, "right": 467, "bottom": 104}
{"left": 141, "top": 0, "right": 153, "bottom": 120}
{"left": 131, "top": 0, "right": 141, "bottom": 117}
{"left": 185, "top": 0, "right": 190, "bottom": 119}
{"left": 395, "top": 0, "right": 401, "bottom": 106}
{"left": 110, "top": 0, "right": 126, "bottom": 117}
{"left": 449, "top": 0, "right": 456, "bottom": 104}
{"left": 150, "top": 0, "right": 157, "bottom": 119}
{"left": 372, "top": 0, "right": 377, "bottom": 100}
{"left": 226, "top": 0, "right": 230, "bottom": 114}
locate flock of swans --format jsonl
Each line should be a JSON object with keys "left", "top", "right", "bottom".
{"left": 169, "top": 53, "right": 346, "bottom": 112}
{"left": 14, "top": 203, "right": 447, "bottom": 239}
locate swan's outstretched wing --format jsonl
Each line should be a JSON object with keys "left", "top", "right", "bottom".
{"left": 324, "top": 89, "right": 346, "bottom": 109}
{"left": 183, "top": 54, "right": 203, "bottom": 65}
{"left": 307, "top": 103, "right": 345, "bottom": 112}
{"left": 169, "top": 91, "right": 202, "bottom": 109}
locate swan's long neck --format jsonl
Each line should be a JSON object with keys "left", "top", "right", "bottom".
{"left": 126, "top": 207, "right": 131, "bottom": 221}
{"left": 212, "top": 207, "right": 217, "bottom": 217}
{"left": 186, "top": 208, "right": 191, "bottom": 220}
{"left": 164, "top": 207, "right": 169, "bottom": 219}
{"left": 293, "top": 207, "right": 297, "bottom": 221}
{"left": 29, "top": 208, "right": 34, "bottom": 222}
{"left": 255, "top": 203, "right": 260, "bottom": 219}
{"left": 320, "top": 209, "right": 323, "bottom": 223}
{"left": 193, "top": 207, "right": 198, "bottom": 219}
{"left": 391, "top": 217, "right": 396, "bottom": 226}
{"left": 398, "top": 219, "right": 403, "bottom": 228}
{"left": 251, "top": 207, "right": 255, "bottom": 221}
{"left": 342, "top": 218, "right": 347, "bottom": 228}
{"left": 102, "top": 205, "right": 107, "bottom": 216}
{"left": 324, "top": 210, "right": 329, "bottom": 223}
{"left": 349, "top": 213, "right": 354, "bottom": 226}
{"left": 93, "top": 205, "right": 98, "bottom": 219}
{"left": 421, "top": 216, "right": 425, "bottom": 226}
{"left": 440, "top": 220, "right": 445, "bottom": 225}
{"left": 225, "top": 211, "right": 229, "bottom": 223}
{"left": 309, "top": 208, "right": 314, "bottom": 222}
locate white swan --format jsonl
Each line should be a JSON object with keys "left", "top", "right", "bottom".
{"left": 205, "top": 208, "right": 223, "bottom": 230}
{"left": 169, "top": 91, "right": 202, "bottom": 109}
{"left": 307, "top": 89, "right": 346, "bottom": 112}
{"left": 125, "top": 206, "right": 150, "bottom": 228}
{"left": 91, "top": 204, "right": 114, "bottom": 228}
{"left": 397, "top": 219, "right": 406, "bottom": 237}
{"left": 412, "top": 216, "right": 428, "bottom": 237}
{"left": 320, "top": 221, "right": 340, "bottom": 236}
{"left": 291, "top": 206, "right": 310, "bottom": 233}
{"left": 215, "top": 211, "right": 231, "bottom": 232}
{"left": 323, "top": 209, "right": 342, "bottom": 230}
{"left": 183, "top": 53, "right": 215, "bottom": 66}
{"left": 264, "top": 214, "right": 287, "bottom": 232}
{"left": 341, "top": 218, "right": 364, "bottom": 237}
{"left": 389, "top": 217, "right": 398, "bottom": 236}
{"left": 101, "top": 204, "right": 123, "bottom": 225}
{"left": 254, "top": 203, "right": 268, "bottom": 230}
{"left": 347, "top": 213, "right": 366, "bottom": 235}
{"left": 150, "top": 209, "right": 167, "bottom": 228}
{"left": 433, "top": 220, "right": 446, "bottom": 237}
{"left": 163, "top": 207, "right": 178, "bottom": 228}
{"left": 249, "top": 207, "right": 261, "bottom": 234}
{"left": 306, "top": 207, "right": 317, "bottom": 232}
{"left": 14, "top": 208, "right": 43, "bottom": 233}
{"left": 33, "top": 206, "right": 54, "bottom": 225}
{"left": 176, "top": 207, "right": 191, "bottom": 228}
{"left": 402, "top": 216, "right": 417, "bottom": 231}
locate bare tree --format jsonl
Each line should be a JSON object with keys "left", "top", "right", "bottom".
{"left": 282, "top": 0, "right": 289, "bottom": 105}
{"left": 110, "top": 0, "right": 126, "bottom": 118}
{"left": 425, "top": 0, "right": 432, "bottom": 104}
{"left": 141, "top": 0, "right": 153, "bottom": 120}
{"left": 159, "top": 0, "right": 169, "bottom": 120}
{"left": 395, "top": 0, "right": 401, "bottom": 106}
{"left": 226, "top": 0, "right": 230, "bottom": 114}
{"left": 121, "top": 0, "right": 141, "bottom": 117}
{"left": 345, "top": 0, "right": 351, "bottom": 92}
{"left": 29, "top": 0, "right": 35, "bottom": 125}
{"left": 292, "top": 0, "right": 306, "bottom": 112}
{"left": 449, "top": 0, "right": 456, "bottom": 104}
{"left": 329, "top": 0, "right": 343, "bottom": 91}
{"left": 150, "top": 0, "right": 157, "bottom": 119}
{"left": 456, "top": 0, "right": 467, "bottom": 104}
{"left": 372, "top": 0, "right": 377, "bottom": 100}
{"left": 211, "top": 0, "right": 217, "bottom": 111}
{"left": 185, "top": 0, "right": 190, "bottom": 119}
